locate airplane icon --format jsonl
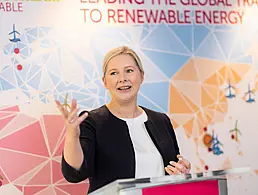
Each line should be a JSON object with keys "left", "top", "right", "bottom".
{"left": 62, "top": 93, "right": 71, "bottom": 110}
{"left": 243, "top": 83, "right": 255, "bottom": 103}
{"left": 224, "top": 79, "right": 236, "bottom": 99}
{"left": 229, "top": 120, "right": 242, "bottom": 141}
{"left": 9, "top": 24, "right": 21, "bottom": 43}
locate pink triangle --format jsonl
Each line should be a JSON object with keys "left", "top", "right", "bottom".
{"left": 27, "top": 161, "right": 51, "bottom": 185}
{"left": 13, "top": 163, "right": 45, "bottom": 185}
{"left": 35, "top": 186, "right": 55, "bottom": 195}
{"left": 54, "top": 138, "right": 64, "bottom": 157}
{"left": 52, "top": 161, "right": 63, "bottom": 184}
{"left": 0, "top": 115, "right": 16, "bottom": 131}
{"left": 0, "top": 105, "right": 20, "bottom": 112}
{"left": 0, "top": 114, "right": 37, "bottom": 138}
{"left": 0, "top": 149, "right": 46, "bottom": 182}
{"left": 55, "top": 187, "right": 70, "bottom": 195}
{"left": 14, "top": 185, "right": 23, "bottom": 192}
{"left": 56, "top": 183, "right": 89, "bottom": 195}
{"left": 0, "top": 121, "right": 49, "bottom": 157}
{"left": 0, "top": 112, "right": 16, "bottom": 119}
{"left": 0, "top": 168, "right": 9, "bottom": 185}
{"left": 41, "top": 115, "right": 65, "bottom": 155}
{"left": 23, "top": 186, "right": 47, "bottom": 195}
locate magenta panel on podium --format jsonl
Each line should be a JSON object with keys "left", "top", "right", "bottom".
{"left": 143, "top": 180, "right": 221, "bottom": 195}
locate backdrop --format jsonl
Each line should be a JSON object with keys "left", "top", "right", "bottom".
{"left": 0, "top": 0, "right": 258, "bottom": 194}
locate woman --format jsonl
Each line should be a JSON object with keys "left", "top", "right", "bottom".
{"left": 56, "top": 46, "right": 191, "bottom": 194}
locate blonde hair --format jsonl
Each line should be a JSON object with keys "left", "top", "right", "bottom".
{"left": 102, "top": 46, "right": 144, "bottom": 77}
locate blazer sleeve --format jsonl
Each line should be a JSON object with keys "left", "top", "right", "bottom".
{"left": 163, "top": 113, "right": 180, "bottom": 156}
{"left": 61, "top": 111, "right": 96, "bottom": 183}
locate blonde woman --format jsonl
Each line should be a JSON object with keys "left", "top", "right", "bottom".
{"left": 56, "top": 46, "right": 191, "bottom": 194}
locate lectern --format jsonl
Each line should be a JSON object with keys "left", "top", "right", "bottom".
{"left": 89, "top": 167, "right": 250, "bottom": 195}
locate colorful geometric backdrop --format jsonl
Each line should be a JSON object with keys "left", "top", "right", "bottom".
{"left": 0, "top": 1, "right": 258, "bottom": 194}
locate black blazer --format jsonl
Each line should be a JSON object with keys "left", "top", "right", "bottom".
{"left": 61, "top": 105, "right": 180, "bottom": 194}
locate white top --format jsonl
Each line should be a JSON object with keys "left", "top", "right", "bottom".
{"left": 120, "top": 110, "right": 165, "bottom": 178}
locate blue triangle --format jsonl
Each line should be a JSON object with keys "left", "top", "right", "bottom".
{"left": 214, "top": 25, "right": 234, "bottom": 30}
{"left": 79, "top": 97, "right": 96, "bottom": 109}
{"left": 141, "top": 25, "right": 189, "bottom": 54}
{"left": 20, "top": 46, "right": 31, "bottom": 57}
{"left": 27, "top": 71, "right": 42, "bottom": 90}
{"left": 15, "top": 64, "right": 30, "bottom": 80}
{"left": 139, "top": 81, "right": 169, "bottom": 112}
{"left": 4, "top": 43, "right": 14, "bottom": 55}
{"left": 231, "top": 55, "right": 253, "bottom": 64}
{"left": 40, "top": 27, "right": 52, "bottom": 35}
{"left": 72, "top": 52, "right": 95, "bottom": 77}
{"left": 48, "top": 72, "right": 60, "bottom": 85}
{"left": 45, "top": 53, "right": 61, "bottom": 75}
{"left": 15, "top": 71, "right": 24, "bottom": 87}
{"left": 142, "top": 49, "right": 190, "bottom": 78}
{"left": 229, "top": 39, "right": 251, "bottom": 62}
{"left": 39, "top": 28, "right": 47, "bottom": 38}
{"left": 195, "top": 33, "right": 226, "bottom": 61}
{"left": 27, "top": 64, "right": 42, "bottom": 79}
{"left": 214, "top": 31, "right": 235, "bottom": 58}
{"left": 0, "top": 67, "right": 17, "bottom": 86}
{"left": 0, "top": 77, "right": 16, "bottom": 90}
{"left": 193, "top": 25, "right": 210, "bottom": 51}
{"left": 168, "top": 25, "right": 193, "bottom": 52}
{"left": 26, "top": 34, "right": 37, "bottom": 44}
{"left": 26, "top": 27, "right": 38, "bottom": 38}
{"left": 40, "top": 38, "right": 52, "bottom": 48}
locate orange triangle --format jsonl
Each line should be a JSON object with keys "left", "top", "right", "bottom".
{"left": 229, "top": 68, "right": 242, "bottom": 84}
{"left": 171, "top": 118, "right": 179, "bottom": 129}
{"left": 202, "top": 85, "right": 220, "bottom": 100}
{"left": 172, "top": 81, "right": 202, "bottom": 107}
{"left": 218, "top": 66, "right": 227, "bottom": 81}
{"left": 170, "top": 114, "right": 194, "bottom": 127}
{"left": 194, "top": 57, "right": 224, "bottom": 82}
{"left": 182, "top": 118, "right": 194, "bottom": 138}
{"left": 169, "top": 84, "right": 194, "bottom": 114}
{"left": 229, "top": 63, "right": 251, "bottom": 78}
{"left": 172, "top": 59, "right": 199, "bottom": 81}
{"left": 204, "top": 73, "right": 219, "bottom": 87}
{"left": 201, "top": 87, "right": 215, "bottom": 107}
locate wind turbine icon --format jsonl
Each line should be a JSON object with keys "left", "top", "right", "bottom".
{"left": 243, "top": 83, "right": 255, "bottom": 103}
{"left": 229, "top": 120, "right": 242, "bottom": 141}
{"left": 9, "top": 24, "right": 21, "bottom": 43}
{"left": 225, "top": 79, "right": 236, "bottom": 99}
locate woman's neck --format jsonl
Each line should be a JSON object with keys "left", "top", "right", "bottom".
{"left": 106, "top": 100, "right": 142, "bottom": 118}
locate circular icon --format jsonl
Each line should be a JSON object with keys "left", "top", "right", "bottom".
{"left": 203, "top": 134, "right": 212, "bottom": 148}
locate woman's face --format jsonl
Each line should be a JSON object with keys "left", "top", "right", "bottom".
{"left": 103, "top": 54, "right": 144, "bottom": 104}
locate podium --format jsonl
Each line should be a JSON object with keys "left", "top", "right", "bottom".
{"left": 89, "top": 167, "right": 250, "bottom": 195}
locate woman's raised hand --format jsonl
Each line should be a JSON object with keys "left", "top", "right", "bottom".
{"left": 55, "top": 99, "right": 88, "bottom": 139}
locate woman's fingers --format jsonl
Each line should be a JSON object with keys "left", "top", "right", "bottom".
{"left": 55, "top": 100, "right": 68, "bottom": 118}
{"left": 165, "top": 165, "right": 180, "bottom": 175}
{"left": 177, "top": 155, "right": 191, "bottom": 171}
{"left": 66, "top": 107, "right": 80, "bottom": 124}
{"left": 74, "top": 112, "right": 88, "bottom": 126}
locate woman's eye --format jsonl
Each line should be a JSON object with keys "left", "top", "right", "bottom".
{"left": 127, "top": 69, "right": 133, "bottom": 73}
{"left": 110, "top": 72, "right": 117, "bottom": 75}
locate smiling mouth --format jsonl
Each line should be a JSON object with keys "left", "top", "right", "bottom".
{"left": 117, "top": 86, "right": 132, "bottom": 90}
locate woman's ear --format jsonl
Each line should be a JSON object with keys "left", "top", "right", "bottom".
{"left": 102, "top": 76, "right": 107, "bottom": 89}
